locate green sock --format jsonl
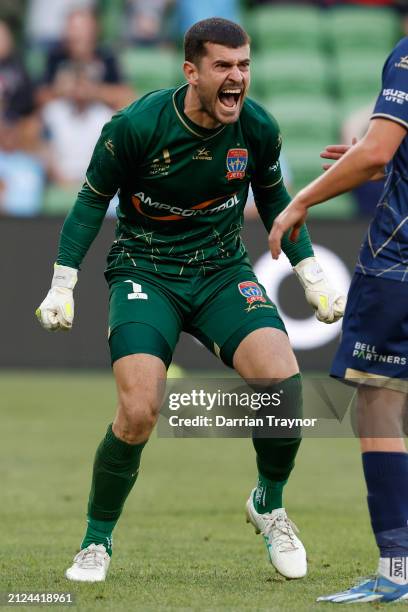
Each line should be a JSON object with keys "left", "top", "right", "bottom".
{"left": 81, "top": 424, "right": 147, "bottom": 556}
{"left": 253, "top": 473, "right": 288, "bottom": 513}
{"left": 81, "top": 518, "right": 116, "bottom": 556}
{"left": 252, "top": 374, "right": 302, "bottom": 514}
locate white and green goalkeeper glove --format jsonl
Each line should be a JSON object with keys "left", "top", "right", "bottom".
{"left": 294, "top": 257, "right": 346, "bottom": 324}
{"left": 35, "top": 264, "right": 78, "bottom": 331}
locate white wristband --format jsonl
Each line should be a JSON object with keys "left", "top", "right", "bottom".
{"left": 293, "top": 257, "right": 324, "bottom": 288}
{"left": 51, "top": 264, "right": 78, "bottom": 290}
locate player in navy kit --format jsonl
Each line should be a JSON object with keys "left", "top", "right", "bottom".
{"left": 270, "top": 37, "right": 408, "bottom": 603}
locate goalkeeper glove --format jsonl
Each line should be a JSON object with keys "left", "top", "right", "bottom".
{"left": 293, "top": 256, "right": 346, "bottom": 324}
{"left": 35, "top": 264, "right": 77, "bottom": 331}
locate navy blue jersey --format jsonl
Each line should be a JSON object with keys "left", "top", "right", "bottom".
{"left": 357, "top": 37, "right": 408, "bottom": 281}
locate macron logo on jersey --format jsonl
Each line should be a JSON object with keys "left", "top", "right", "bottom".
{"left": 382, "top": 88, "right": 408, "bottom": 105}
{"left": 132, "top": 191, "right": 240, "bottom": 221}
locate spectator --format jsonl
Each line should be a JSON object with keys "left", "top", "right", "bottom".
{"left": 125, "top": 0, "right": 173, "bottom": 46}
{"left": 245, "top": 0, "right": 395, "bottom": 6}
{"left": 396, "top": 0, "right": 408, "bottom": 34}
{"left": 0, "top": 117, "right": 45, "bottom": 216}
{"left": 0, "top": 18, "right": 44, "bottom": 217}
{"left": 0, "top": 19, "right": 36, "bottom": 124}
{"left": 245, "top": 0, "right": 324, "bottom": 6}
{"left": 26, "top": 0, "right": 96, "bottom": 51}
{"left": 0, "top": 0, "right": 26, "bottom": 35}
{"left": 176, "top": 0, "right": 240, "bottom": 36}
{"left": 41, "top": 79, "right": 113, "bottom": 188}
{"left": 37, "top": 8, "right": 133, "bottom": 111}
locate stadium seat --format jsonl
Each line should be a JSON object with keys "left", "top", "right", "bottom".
{"left": 267, "top": 102, "right": 357, "bottom": 217}
{"left": 250, "top": 51, "right": 329, "bottom": 99}
{"left": 120, "top": 48, "right": 182, "bottom": 97}
{"left": 246, "top": 4, "right": 323, "bottom": 52}
{"left": 283, "top": 137, "right": 356, "bottom": 217}
{"left": 328, "top": 6, "right": 399, "bottom": 54}
{"left": 336, "top": 51, "right": 385, "bottom": 101}
{"left": 99, "top": 0, "right": 123, "bottom": 45}
{"left": 283, "top": 141, "right": 334, "bottom": 189}
{"left": 283, "top": 141, "right": 322, "bottom": 186}
{"left": 339, "top": 97, "right": 375, "bottom": 137}
{"left": 42, "top": 185, "right": 80, "bottom": 215}
{"left": 25, "top": 47, "right": 46, "bottom": 80}
{"left": 265, "top": 96, "right": 338, "bottom": 143}
{"left": 283, "top": 140, "right": 356, "bottom": 217}
{"left": 339, "top": 95, "right": 376, "bottom": 115}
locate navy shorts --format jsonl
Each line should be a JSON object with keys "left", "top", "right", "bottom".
{"left": 331, "top": 273, "right": 408, "bottom": 383}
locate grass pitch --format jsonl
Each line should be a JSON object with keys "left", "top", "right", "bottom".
{"left": 1, "top": 372, "right": 381, "bottom": 611}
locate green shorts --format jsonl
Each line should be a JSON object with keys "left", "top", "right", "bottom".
{"left": 107, "top": 264, "right": 286, "bottom": 369}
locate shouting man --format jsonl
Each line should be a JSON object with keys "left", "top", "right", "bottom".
{"left": 36, "top": 18, "right": 344, "bottom": 582}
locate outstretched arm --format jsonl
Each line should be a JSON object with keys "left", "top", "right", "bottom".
{"left": 269, "top": 118, "right": 406, "bottom": 259}
{"left": 321, "top": 136, "right": 386, "bottom": 181}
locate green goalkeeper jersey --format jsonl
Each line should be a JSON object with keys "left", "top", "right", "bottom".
{"left": 57, "top": 84, "right": 313, "bottom": 275}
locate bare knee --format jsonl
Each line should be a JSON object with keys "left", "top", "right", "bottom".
{"left": 357, "top": 386, "right": 407, "bottom": 452}
{"left": 233, "top": 328, "right": 299, "bottom": 380}
{"left": 114, "top": 384, "right": 161, "bottom": 444}
{"left": 112, "top": 354, "right": 166, "bottom": 444}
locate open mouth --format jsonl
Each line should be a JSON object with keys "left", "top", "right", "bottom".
{"left": 218, "top": 88, "right": 242, "bottom": 110}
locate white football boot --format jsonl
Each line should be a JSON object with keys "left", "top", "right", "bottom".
{"left": 65, "top": 544, "right": 110, "bottom": 582}
{"left": 246, "top": 488, "right": 307, "bottom": 579}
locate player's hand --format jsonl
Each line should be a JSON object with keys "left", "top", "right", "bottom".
{"left": 293, "top": 257, "right": 346, "bottom": 324}
{"left": 320, "top": 137, "right": 357, "bottom": 170}
{"left": 35, "top": 264, "right": 78, "bottom": 331}
{"left": 321, "top": 138, "right": 386, "bottom": 180}
{"left": 269, "top": 199, "right": 308, "bottom": 259}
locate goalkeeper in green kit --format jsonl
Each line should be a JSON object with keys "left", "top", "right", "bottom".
{"left": 36, "top": 17, "right": 345, "bottom": 582}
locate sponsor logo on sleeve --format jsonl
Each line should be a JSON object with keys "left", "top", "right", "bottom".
{"left": 104, "top": 139, "right": 115, "bottom": 156}
{"left": 382, "top": 88, "right": 408, "bottom": 104}
{"left": 226, "top": 148, "right": 248, "bottom": 181}
{"left": 269, "top": 161, "right": 280, "bottom": 173}
{"left": 395, "top": 56, "right": 408, "bottom": 70}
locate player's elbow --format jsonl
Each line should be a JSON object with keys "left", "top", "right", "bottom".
{"left": 370, "top": 148, "right": 392, "bottom": 169}
{"left": 360, "top": 141, "right": 391, "bottom": 170}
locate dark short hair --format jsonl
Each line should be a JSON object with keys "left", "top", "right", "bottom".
{"left": 184, "top": 17, "right": 250, "bottom": 64}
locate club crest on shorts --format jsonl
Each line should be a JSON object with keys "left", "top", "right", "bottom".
{"left": 238, "top": 281, "right": 266, "bottom": 305}
{"left": 226, "top": 148, "right": 248, "bottom": 181}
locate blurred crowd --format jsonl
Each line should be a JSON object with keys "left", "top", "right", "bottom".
{"left": 0, "top": 0, "right": 407, "bottom": 217}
